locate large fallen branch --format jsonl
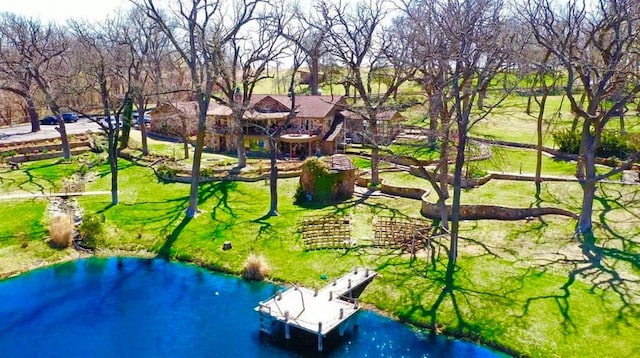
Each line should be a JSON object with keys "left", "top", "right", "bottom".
{"left": 421, "top": 202, "right": 578, "bottom": 221}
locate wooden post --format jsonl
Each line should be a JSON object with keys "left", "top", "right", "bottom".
{"left": 284, "top": 311, "right": 290, "bottom": 339}
{"left": 318, "top": 322, "right": 323, "bottom": 351}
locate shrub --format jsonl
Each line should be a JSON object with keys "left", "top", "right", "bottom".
{"left": 242, "top": 253, "right": 269, "bottom": 281}
{"left": 552, "top": 129, "right": 581, "bottom": 154}
{"left": 1, "top": 149, "right": 17, "bottom": 159}
{"left": 77, "top": 213, "right": 105, "bottom": 250}
{"left": 49, "top": 214, "right": 74, "bottom": 248}
{"left": 599, "top": 131, "right": 633, "bottom": 159}
{"left": 156, "top": 164, "right": 178, "bottom": 178}
{"left": 90, "top": 134, "right": 105, "bottom": 153}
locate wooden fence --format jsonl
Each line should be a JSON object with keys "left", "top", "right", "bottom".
{"left": 300, "top": 216, "right": 354, "bottom": 250}
{"left": 372, "top": 216, "right": 432, "bottom": 249}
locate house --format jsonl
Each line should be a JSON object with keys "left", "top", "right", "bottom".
{"left": 149, "top": 95, "right": 347, "bottom": 158}
{"left": 343, "top": 110, "right": 406, "bottom": 145}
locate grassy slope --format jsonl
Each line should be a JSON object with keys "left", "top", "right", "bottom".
{"left": 1, "top": 157, "right": 638, "bottom": 357}
{"left": 1, "top": 98, "right": 639, "bottom": 357}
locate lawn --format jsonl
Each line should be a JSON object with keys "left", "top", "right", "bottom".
{"left": 0, "top": 151, "right": 638, "bottom": 357}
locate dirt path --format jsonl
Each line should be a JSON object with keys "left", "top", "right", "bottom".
{"left": 0, "top": 191, "right": 112, "bottom": 201}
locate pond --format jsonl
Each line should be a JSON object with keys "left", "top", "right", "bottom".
{"left": 0, "top": 257, "right": 508, "bottom": 357}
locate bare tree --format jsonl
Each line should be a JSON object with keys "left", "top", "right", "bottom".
{"left": 121, "top": 8, "right": 172, "bottom": 154}
{"left": 213, "top": 5, "right": 286, "bottom": 168}
{"left": 277, "top": 0, "right": 332, "bottom": 96}
{"left": 69, "top": 16, "right": 134, "bottom": 205}
{"left": 0, "top": 14, "right": 72, "bottom": 158}
{"left": 324, "top": 0, "right": 416, "bottom": 187}
{"left": 0, "top": 16, "right": 41, "bottom": 133}
{"left": 135, "top": 0, "right": 264, "bottom": 218}
{"left": 524, "top": 0, "right": 640, "bottom": 237}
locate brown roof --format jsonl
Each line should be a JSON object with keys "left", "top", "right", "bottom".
{"left": 250, "top": 95, "right": 344, "bottom": 118}
{"left": 150, "top": 95, "right": 344, "bottom": 120}
{"left": 343, "top": 110, "right": 404, "bottom": 121}
{"left": 149, "top": 101, "right": 232, "bottom": 117}
{"left": 322, "top": 154, "right": 356, "bottom": 171}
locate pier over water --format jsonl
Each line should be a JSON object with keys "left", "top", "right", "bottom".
{"left": 256, "top": 268, "right": 377, "bottom": 351}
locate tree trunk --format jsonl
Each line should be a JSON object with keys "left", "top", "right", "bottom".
{"left": 449, "top": 124, "right": 466, "bottom": 273}
{"left": 183, "top": 140, "right": 189, "bottom": 159}
{"left": 577, "top": 127, "right": 598, "bottom": 236}
{"left": 571, "top": 93, "right": 586, "bottom": 133}
{"left": 438, "top": 117, "right": 451, "bottom": 230}
{"left": 428, "top": 93, "right": 440, "bottom": 149}
{"left": 186, "top": 99, "right": 208, "bottom": 218}
{"left": 477, "top": 84, "right": 487, "bottom": 109}
{"left": 535, "top": 93, "right": 547, "bottom": 193}
{"left": 267, "top": 136, "right": 279, "bottom": 216}
{"left": 236, "top": 130, "right": 247, "bottom": 168}
{"left": 108, "top": 129, "right": 119, "bottom": 205}
{"left": 137, "top": 98, "right": 149, "bottom": 155}
{"left": 309, "top": 54, "right": 320, "bottom": 96}
{"left": 119, "top": 98, "right": 133, "bottom": 149}
{"left": 26, "top": 96, "right": 40, "bottom": 133}
{"left": 369, "top": 117, "right": 380, "bottom": 187}
{"left": 54, "top": 115, "right": 71, "bottom": 159}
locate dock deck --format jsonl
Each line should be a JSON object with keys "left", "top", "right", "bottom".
{"left": 256, "top": 268, "right": 377, "bottom": 350}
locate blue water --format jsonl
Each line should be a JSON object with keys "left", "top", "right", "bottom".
{"left": 0, "top": 258, "right": 508, "bottom": 357}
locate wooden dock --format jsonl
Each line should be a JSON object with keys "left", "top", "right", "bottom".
{"left": 256, "top": 267, "right": 377, "bottom": 351}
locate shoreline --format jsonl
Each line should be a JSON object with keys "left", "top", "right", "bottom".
{"left": 0, "top": 249, "right": 520, "bottom": 357}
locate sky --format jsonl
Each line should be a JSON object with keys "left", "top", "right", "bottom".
{"left": 0, "top": 0, "right": 132, "bottom": 23}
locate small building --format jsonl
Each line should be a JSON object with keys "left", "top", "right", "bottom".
{"left": 298, "top": 155, "right": 357, "bottom": 204}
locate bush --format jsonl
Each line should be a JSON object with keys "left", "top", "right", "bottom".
{"left": 552, "top": 129, "right": 581, "bottom": 154}
{"left": 77, "top": 213, "right": 105, "bottom": 250}
{"left": 49, "top": 214, "right": 74, "bottom": 248}
{"left": 156, "top": 164, "right": 178, "bottom": 178}
{"left": 242, "top": 253, "right": 269, "bottom": 281}
{"left": 553, "top": 129, "right": 639, "bottom": 159}
{"left": 90, "top": 134, "right": 105, "bottom": 153}
{"left": 599, "top": 131, "right": 634, "bottom": 159}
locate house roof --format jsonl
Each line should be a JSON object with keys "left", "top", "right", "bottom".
{"left": 322, "top": 154, "right": 356, "bottom": 171}
{"left": 250, "top": 95, "right": 344, "bottom": 118}
{"left": 150, "top": 94, "right": 344, "bottom": 121}
{"left": 343, "top": 110, "right": 405, "bottom": 121}
{"left": 149, "top": 101, "right": 232, "bottom": 117}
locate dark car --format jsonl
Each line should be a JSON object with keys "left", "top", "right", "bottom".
{"left": 39, "top": 116, "right": 58, "bottom": 125}
{"left": 62, "top": 112, "right": 79, "bottom": 123}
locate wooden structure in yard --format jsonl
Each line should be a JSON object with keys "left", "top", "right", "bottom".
{"left": 256, "top": 268, "right": 377, "bottom": 351}
{"left": 300, "top": 215, "right": 354, "bottom": 250}
{"left": 373, "top": 216, "right": 432, "bottom": 250}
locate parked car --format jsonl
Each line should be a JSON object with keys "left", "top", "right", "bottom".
{"left": 133, "top": 113, "right": 152, "bottom": 128}
{"left": 39, "top": 116, "right": 57, "bottom": 125}
{"left": 62, "top": 112, "right": 79, "bottom": 123}
{"left": 100, "top": 116, "right": 122, "bottom": 129}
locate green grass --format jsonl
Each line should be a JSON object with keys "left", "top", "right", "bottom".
{"left": 1, "top": 153, "right": 637, "bottom": 357}
{"left": 1, "top": 89, "right": 639, "bottom": 357}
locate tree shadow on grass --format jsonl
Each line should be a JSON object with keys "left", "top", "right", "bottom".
{"left": 157, "top": 215, "right": 192, "bottom": 259}
{"left": 201, "top": 181, "right": 237, "bottom": 220}
{"left": 512, "top": 185, "right": 640, "bottom": 336}
{"left": 15, "top": 161, "right": 60, "bottom": 194}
